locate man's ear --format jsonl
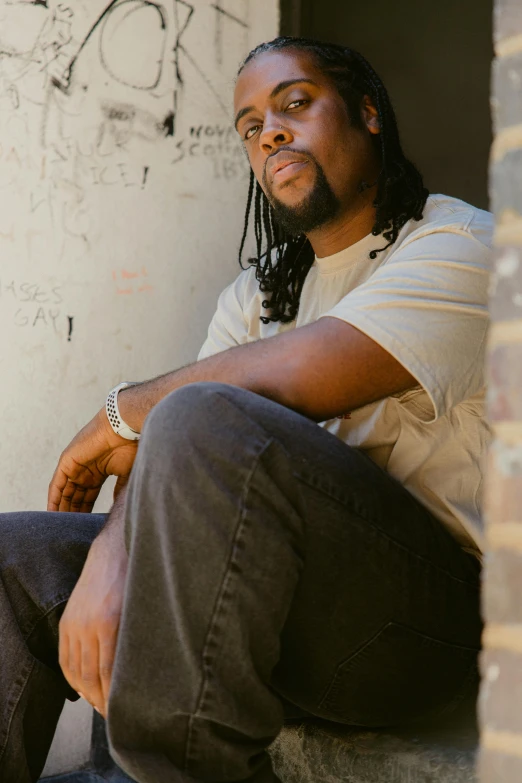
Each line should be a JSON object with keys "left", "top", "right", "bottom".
{"left": 361, "top": 95, "right": 380, "bottom": 135}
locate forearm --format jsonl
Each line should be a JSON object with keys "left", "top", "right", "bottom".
{"left": 92, "top": 485, "right": 128, "bottom": 556}
{"left": 117, "top": 317, "right": 416, "bottom": 432}
{"left": 117, "top": 336, "right": 300, "bottom": 432}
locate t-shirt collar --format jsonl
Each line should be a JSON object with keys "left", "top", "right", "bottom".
{"left": 313, "top": 231, "right": 381, "bottom": 274}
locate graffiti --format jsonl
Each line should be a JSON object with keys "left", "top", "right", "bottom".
{"left": 0, "top": 2, "right": 252, "bottom": 336}
{"left": 111, "top": 266, "right": 153, "bottom": 295}
{"left": 0, "top": 279, "right": 63, "bottom": 304}
{"left": 14, "top": 305, "right": 63, "bottom": 330}
{"left": 0, "top": 277, "right": 68, "bottom": 335}
{"left": 0, "top": 0, "right": 247, "bottom": 203}
{"left": 211, "top": 0, "right": 248, "bottom": 69}
{"left": 171, "top": 123, "right": 249, "bottom": 180}
{"left": 0, "top": 0, "right": 195, "bottom": 145}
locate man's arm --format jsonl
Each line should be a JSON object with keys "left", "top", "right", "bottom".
{"left": 48, "top": 316, "right": 415, "bottom": 512}
{"left": 119, "top": 316, "right": 416, "bottom": 428}
{"left": 58, "top": 486, "right": 128, "bottom": 716}
{"left": 54, "top": 317, "right": 415, "bottom": 710}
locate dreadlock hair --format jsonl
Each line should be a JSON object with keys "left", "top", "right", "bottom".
{"left": 236, "top": 36, "right": 429, "bottom": 325}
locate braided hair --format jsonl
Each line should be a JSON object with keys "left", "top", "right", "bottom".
{"left": 236, "top": 36, "right": 429, "bottom": 324}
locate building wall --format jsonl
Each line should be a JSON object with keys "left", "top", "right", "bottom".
{"left": 292, "top": 0, "right": 492, "bottom": 210}
{"left": 480, "top": 0, "right": 522, "bottom": 779}
{"left": 0, "top": 1, "right": 278, "bottom": 515}
{"left": 0, "top": 2, "right": 279, "bottom": 777}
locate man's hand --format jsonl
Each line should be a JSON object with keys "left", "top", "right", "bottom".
{"left": 59, "top": 491, "right": 128, "bottom": 717}
{"left": 48, "top": 407, "right": 138, "bottom": 513}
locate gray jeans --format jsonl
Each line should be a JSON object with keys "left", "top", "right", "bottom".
{"left": 0, "top": 383, "right": 482, "bottom": 783}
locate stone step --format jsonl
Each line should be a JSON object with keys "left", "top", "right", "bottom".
{"left": 41, "top": 698, "right": 479, "bottom": 783}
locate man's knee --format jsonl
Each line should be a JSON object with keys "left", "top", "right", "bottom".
{"left": 143, "top": 382, "right": 255, "bottom": 445}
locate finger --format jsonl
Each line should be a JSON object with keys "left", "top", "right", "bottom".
{"left": 99, "top": 623, "right": 120, "bottom": 710}
{"left": 69, "top": 636, "right": 83, "bottom": 693}
{"left": 58, "top": 482, "right": 101, "bottom": 514}
{"left": 58, "top": 482, "right": 94, "bottom": 513}
{"left": 59, "top": 483, "right": 86, "bottom": 513}
{"left": 58, "top": 626, "right": 71, "bottom": 687}
{"left": 65, "top": 485, "right": 91, "bottom": 514}
{"left": 80, "top": 633, "right": 105, "bottom": 714}
{"left": 60, "top": 629, "right": 82, "bottom": 695}
{"left": 48, "top": 467, "right": 69, "bottom": 511}
{"left": 57, "top": 479, "right": 81, "bottom": 513}
{"left": 79, "top": 487, "right": 102, "bottom": 514}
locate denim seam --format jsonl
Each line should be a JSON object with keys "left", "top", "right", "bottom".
{"left": 0, "top": 657, "right": 36, "bottom": 766}
{"left": 0, "top": 595, "right": 70, "bottom": 766}
{"left": 22, "top": 593, "right": 70, "bottom": 643}
{"left": 183, "top": 437, "right": 274, "bottom": 775}
{"left": 294, "top": 472, "right": 480, "bottom": 589}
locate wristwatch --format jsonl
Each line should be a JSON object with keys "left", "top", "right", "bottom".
{"left": 105, "top": 382, "right": 141, "bottom": 441}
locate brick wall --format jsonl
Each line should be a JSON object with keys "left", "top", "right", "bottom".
{"left": 480, "top": 0, "right": 522, "bottom": 780}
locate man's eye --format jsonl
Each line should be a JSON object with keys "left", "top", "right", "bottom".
{"left": 286, "top": 99, "right": 308, "bottom": 110}
{"left": 245, "top": 125, "right": 261, "bottom": 140}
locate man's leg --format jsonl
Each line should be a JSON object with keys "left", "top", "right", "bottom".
{"left": 107, "top": 382, "right": 482, "bottom": 783}
{"left": 0, "top": 511, "right": 105, "bottom": 783}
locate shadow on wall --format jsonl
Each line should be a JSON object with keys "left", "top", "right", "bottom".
{"left": 282, "top": 0, "right": 493, "bottom": 210}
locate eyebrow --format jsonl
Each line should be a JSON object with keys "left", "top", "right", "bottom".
{"left": 234, "top": 78, "right": 319, "bottom": 131}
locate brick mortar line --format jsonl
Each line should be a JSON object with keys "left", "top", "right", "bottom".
{"left": 483, "top": 624, "right": 522, "bottom": 653}
{"left": 494, "top": 220, "right": 522, "bottom": 246}
{"left": 492, "top": 124, "right": 522, "bottom": 163}
{"left": 495, "top": 33, "right": 522, "bottom": 58}
{"left": 488, "top": 320, "right": 522, "bottom": 347}
{"left": 491, "top": 421, "right": 522, "bottom": 444}
{"left": 487, "top": 523, "right": 522, "bottom": 551}
{"left": 483, "top": 728, "right": 522, "bottom": 758}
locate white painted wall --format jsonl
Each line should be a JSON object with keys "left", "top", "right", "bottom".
{"left": 0, "top": 0, "right": 278, "bottom": 514}
{"left": 0, "top": 1, "right": 278, "bottom": 777}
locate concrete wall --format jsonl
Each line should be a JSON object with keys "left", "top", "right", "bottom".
{"left": 295, "top": 0, "right": 492, "bottom": 210}
{"left": 0, "top": 1, "right": 279, "bottom": 777}
{"left": 0, "top": 0, "right": 278, "bottom": 515}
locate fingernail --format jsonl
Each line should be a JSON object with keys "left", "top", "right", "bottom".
{"left": 77, "top": 692, "right": 85, "bottom": 699}
{"left": 94, "top": 706, "right": 101, "bottom": 714}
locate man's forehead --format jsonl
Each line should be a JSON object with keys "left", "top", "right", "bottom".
{"left": 234, "top": 49, "right": 324, "bottom": 108}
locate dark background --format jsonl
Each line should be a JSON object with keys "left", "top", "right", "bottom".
{"left": 280, "top": 0, "right": 493, "bottom": 210}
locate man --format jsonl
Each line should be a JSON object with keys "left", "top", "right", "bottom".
{"left": 0, "top": 36, "right": 490, "bottom": 783}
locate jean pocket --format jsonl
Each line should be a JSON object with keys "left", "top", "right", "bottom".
{"left": 319, "top": 621, "right": 479, "bottom": 727}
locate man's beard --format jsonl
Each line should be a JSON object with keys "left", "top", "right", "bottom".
{"left": 263, "top": 154, "right": 341, "bottom": 236}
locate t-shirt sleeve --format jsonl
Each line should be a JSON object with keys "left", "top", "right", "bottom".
{"left": 321, "top": 229, "right": 491, "bottom": 421}
{"left": 197, "top": 271, "right": 252, "bottom": 360}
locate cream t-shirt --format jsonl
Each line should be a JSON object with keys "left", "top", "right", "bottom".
{"left": 198, "top": 194, "right": 493, "bottom": 556}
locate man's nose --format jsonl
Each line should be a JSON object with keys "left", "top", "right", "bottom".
{"left": 259, "top": 119, "right": 294, "bottom": 153}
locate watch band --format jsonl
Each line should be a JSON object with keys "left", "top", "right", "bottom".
{"left": 106, "top": 382, "right": 141, "bottom": 441}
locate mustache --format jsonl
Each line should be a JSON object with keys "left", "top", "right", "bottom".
{"left": 262, "top": 146, "right": 316, "bottom": 188}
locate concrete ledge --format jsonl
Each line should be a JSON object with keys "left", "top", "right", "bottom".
{"left": 270, "top": 723, "right": 478, "bottom": 782}
{"left": 270, "top": 697, "right": 479, "bottom": 783}
{"left": 41, "top": 699, "right": 479, "bottom": 783}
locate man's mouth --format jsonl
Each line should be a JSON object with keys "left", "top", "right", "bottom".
{"left": 266, "top": 150, "right": 309, "bottom": 184}
{"left": 272, "top": 160, "right": 308, "bottom": 184}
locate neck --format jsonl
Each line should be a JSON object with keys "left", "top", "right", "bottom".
{"left": 306, "top": 188, "right": 377, "bottom": 258}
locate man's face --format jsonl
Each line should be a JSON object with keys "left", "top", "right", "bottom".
{"left": 234, "top": 48, "right": 380, "bottom": 236}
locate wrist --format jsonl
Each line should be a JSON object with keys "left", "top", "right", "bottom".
{"left": 106, "top": 383, "right": 141, "bottom": 440}
{"left": 115, "top": 385, "right": 143, "bottom": 433}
